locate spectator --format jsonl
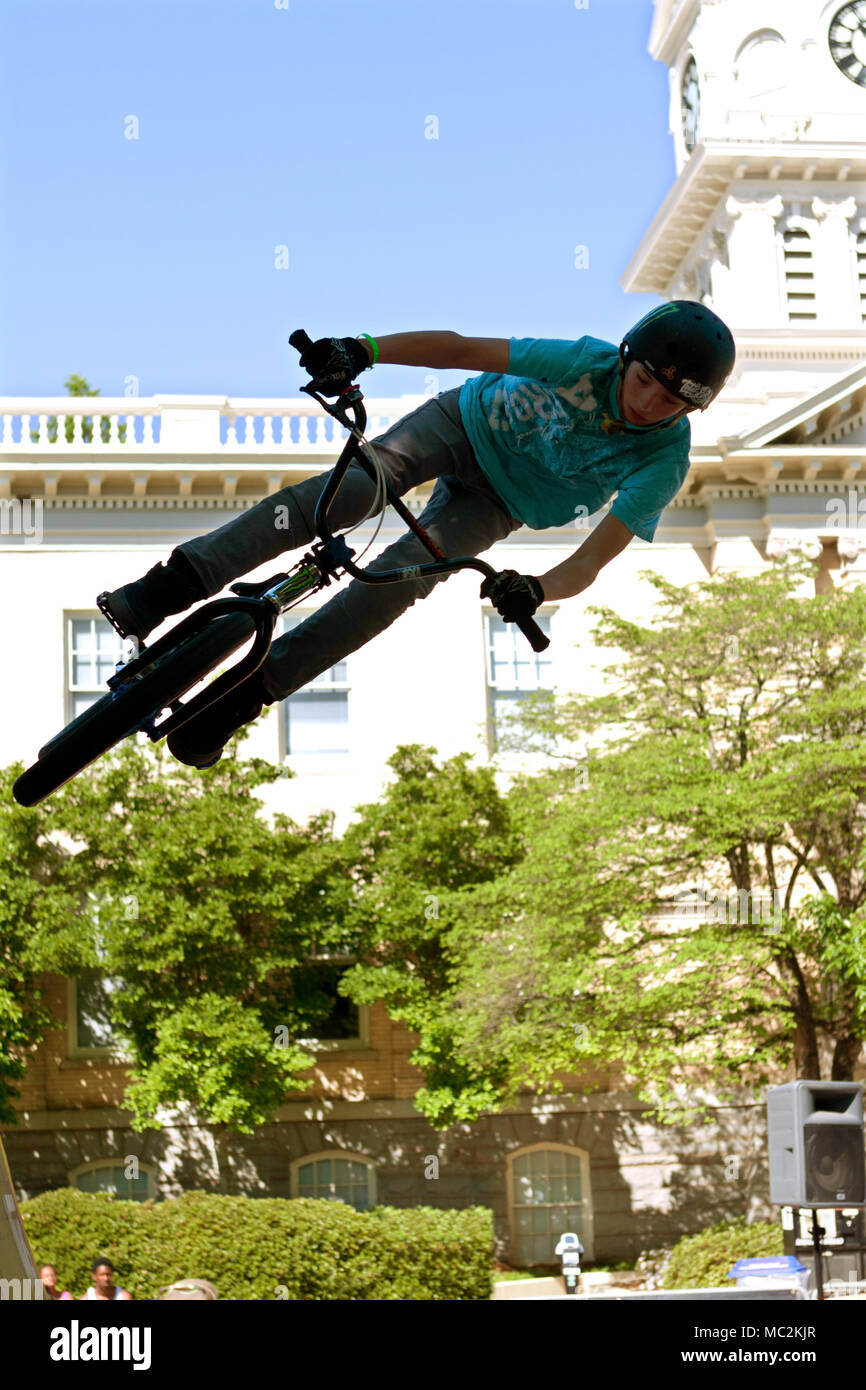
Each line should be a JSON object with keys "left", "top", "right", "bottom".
{"left": 38, "top": 1263, "right": 73, "bottom": 1301}
{"left": 81, "top": 1257, "right": 133, "bottom": 1301}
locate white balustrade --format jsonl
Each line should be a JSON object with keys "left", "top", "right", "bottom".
{"left": 0, "top": 394, "right": 428, "bottom": 457}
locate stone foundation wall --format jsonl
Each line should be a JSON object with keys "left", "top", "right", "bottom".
{"left": 1, "top": 1091, "right": 781, "bottom": 1266}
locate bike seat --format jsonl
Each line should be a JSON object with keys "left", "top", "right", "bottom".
{"left": 229, "top": 573, "right": 289, "bottom": 599}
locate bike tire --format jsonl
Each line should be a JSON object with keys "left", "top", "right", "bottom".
{"left": 13, "top": 612, "right": 258, "bottom": 807}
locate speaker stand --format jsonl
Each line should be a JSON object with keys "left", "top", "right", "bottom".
{"left": 809, "top": 1214, "right": 826, "bottom": 1301}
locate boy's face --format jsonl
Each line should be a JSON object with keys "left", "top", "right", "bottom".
{"left": 620, "top": 360, "right": 692, "bottom": 427}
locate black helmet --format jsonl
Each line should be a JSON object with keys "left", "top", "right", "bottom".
{"left": 621, "top": 300, "right": 735, "bottom": 410}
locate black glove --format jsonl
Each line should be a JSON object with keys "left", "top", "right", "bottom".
{"left": 299, "top": 336, "right": 371, "bottom": 395}
{"left": 480, "top": 570, "right": 544, "bottom": 622}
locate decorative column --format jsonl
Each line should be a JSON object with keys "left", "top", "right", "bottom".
{"left": 811, "top": 196, "right": 859, "bottom": 326}
{"left": 837, "top": 533, "right": 866, "bottom": 579}
{"left": 765, "top": 533, "right": 823, "bottom": 561}
{"left": 765, "top": 531, "right": 824, "bottom": 594}
{"left": 723, "top": 194, "right": 785, "bottom": 327}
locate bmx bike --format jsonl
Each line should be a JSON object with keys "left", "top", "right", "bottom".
{"left": 12, "top": 330, "right": 550, "bottom": 808}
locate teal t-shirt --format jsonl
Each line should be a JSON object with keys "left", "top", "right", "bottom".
{"left": 457, "top": 336, "right": 691, "bottom": 540}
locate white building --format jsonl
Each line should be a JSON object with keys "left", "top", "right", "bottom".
{"left": 2, "top": 0, "right": 864, "bottom": 1270}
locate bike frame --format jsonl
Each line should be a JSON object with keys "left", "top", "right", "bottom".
{"left": 107, "top": 352, "right": 549, "bottom": 745}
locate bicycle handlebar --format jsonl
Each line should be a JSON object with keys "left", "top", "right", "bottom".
{"left": 288, "top": 327, "right": 314, "bottom": 358}
{"left": 514, "top": 618, "right": 549, "bottom": 654}
{"left": 467, "top": 559, "right": 549, "bottom": 654}
{"left": 289, "top": 328, "right": 550, "bottom": 655}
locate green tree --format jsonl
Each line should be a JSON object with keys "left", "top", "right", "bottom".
{"left": 332, "top": 745, "right": 526, "bottom": 1124}
{"left": 424, "top": 555, "right": 866, "bottom": 1125}
{"left": 2, "top": 738, "right": 350, "bottom": 1180}
{"left": 30, "top": 373, "right": 127, "bottom": 445}
{"left": 0, "top": 768, "right": 82, "bottom": 1123}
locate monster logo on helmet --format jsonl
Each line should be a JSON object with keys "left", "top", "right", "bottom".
{"left": 620, "top": 300, "right": 736, "bottom": 418}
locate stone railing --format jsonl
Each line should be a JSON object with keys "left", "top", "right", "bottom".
{"left": 0, "top": 394, "right": 428, "bottom": 455}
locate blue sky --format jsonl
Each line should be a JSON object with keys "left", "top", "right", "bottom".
{"left": 1, "top": 0, "right": 675, "bottom": 399}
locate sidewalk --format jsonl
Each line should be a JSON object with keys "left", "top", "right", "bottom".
{"left": 491, "top": 1271, "right": 645, "bottom": 1300}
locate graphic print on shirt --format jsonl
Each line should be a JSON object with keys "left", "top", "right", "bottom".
{"left": 485, "top": 372, "right": 603, "bottom": 468}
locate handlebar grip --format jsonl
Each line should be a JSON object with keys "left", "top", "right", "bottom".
{"left": 289, "top": 329, "right": 314, "bottom": 358}
{"left": 515, "top": 616, "right": 550, "bottom": 653}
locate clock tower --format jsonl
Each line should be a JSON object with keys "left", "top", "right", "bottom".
{"left": 622, "top": 0, "right": 866, "bottom": 443}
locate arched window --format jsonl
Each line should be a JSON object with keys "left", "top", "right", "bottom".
{"left": 734, "top": 29, "right": 788, "bottom": 103}
{"left": 69, "top": 1160, "right": 156, "bottom": 1203}
{"left": 507, "top": 1143, "right": 594, "bottom": 1266}
{"left": 782, "top": 226, "right": 817, "bottom": 321}
{"left": 291, "top": 1151, "right": 377, "bottom": 1210}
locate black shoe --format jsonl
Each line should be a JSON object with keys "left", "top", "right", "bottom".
{"left": 166, "top": 671, "right": 273, "bottom": 769}
{"left": 98, "top": 552, "right": 207, "bottom": 643}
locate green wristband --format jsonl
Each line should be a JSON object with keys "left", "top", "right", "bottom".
{"left": 359, "top": 333, "right": 379, "bottom": 365}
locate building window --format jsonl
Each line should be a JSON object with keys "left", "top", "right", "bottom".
{"left": 292, "top": 1154, "right": 376, "bottom": 1211}
{"left": 485, "top": 611, "right": 554, "bottom": 751}
{"left": 509, "top": 1145, "right": 593, "bottom": 1267}
{"left": 734, "top": 29, "right": 787, "bottom": 102}
{"left": 280, "top": 613, "right": 349, "bottom": 756}
{"left": 69, "top": 1161, "right": 155, "bottom": 1203}
{"left": 294, "top": 956, "right": 362, "bottom": 1044}
{"left": 782, "top": 226, "right": 817, "bottom": 321}
{"left": 67, "top": 616, "right": 125, "bottom": 720}
{"left": 69, "top": 968, "right": 124, "bottom": 1054}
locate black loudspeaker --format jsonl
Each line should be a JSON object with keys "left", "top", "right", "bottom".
{"left": 767, "top": 1081, "right": 865, "bottom": 1207}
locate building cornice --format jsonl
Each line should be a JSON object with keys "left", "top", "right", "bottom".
{"left": 0, "top": 446, "right": 861, "bottom": 498}
{"left": 621, "top": 144, "right": 866, "bottom": 295}
{"left": 648, "top": 0, "right": 701, "bottom": 67}
{"left": 1, "top": 1085, "right": 767, "bottom": 1132}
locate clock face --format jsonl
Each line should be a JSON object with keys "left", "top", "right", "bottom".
{"left": 829, "top": 2, "right": 866, "bottom": 86}
{"left": 681, "top": 57, "right": 700, "bottom": 152}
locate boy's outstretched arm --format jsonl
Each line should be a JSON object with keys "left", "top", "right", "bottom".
{"left": 538, "top": 514, "right": 633, "bottom": 600}
{"left": 363, "top": 332, "right": 509, "bottom": 374}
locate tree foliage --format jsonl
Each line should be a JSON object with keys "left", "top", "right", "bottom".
{"left": 0, "top": 767, "right": 81, "bottom": 1122}
{"left": 5, "top": 555, "right": 866, "bottom": 1138}
{"left": 1, "top": 737, "right": 349, "bottom": 1139}
{"left": 336, "top": 559, "right": 866, "bottom": 1126}
{"left": 30, "top": 373, "right": 127, "bottom": 445}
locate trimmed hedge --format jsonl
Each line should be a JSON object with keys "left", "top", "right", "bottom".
{"left": 21, "top": 1188, "right": 494, "bottom": 1300}
{"left": 662, "top": 1218, "right": 784, "bottom": 1290}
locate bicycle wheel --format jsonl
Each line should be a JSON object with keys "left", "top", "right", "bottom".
{"left": 13, "top": 611, "right": 258, "bottom": 807}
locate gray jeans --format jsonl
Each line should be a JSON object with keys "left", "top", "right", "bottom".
{"left": 177, "top": 388, "right": 521, "bottom": 701}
